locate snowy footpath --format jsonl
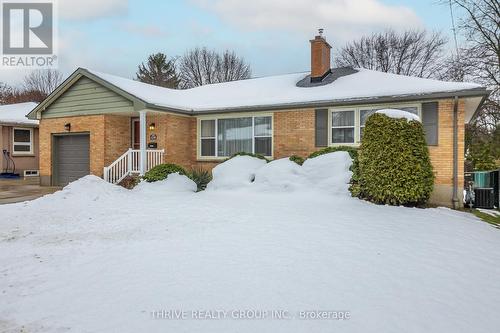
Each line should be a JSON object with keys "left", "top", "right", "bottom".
{"left": 1, "top": 153, "right": 499, "bottom": 332}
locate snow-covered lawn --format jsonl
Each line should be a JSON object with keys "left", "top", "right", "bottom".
{"left": 1, "top": 153, "right": 499, "bottom": 332}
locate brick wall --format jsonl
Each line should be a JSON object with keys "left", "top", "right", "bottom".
{"left": 104, "top": 115, "right": 131, "bottom": 165}
{"left": 428, "top": 99, "right": 465, "bottom": 206}
{"left": 39, "top": 114, "right": 132, "bottom": 185}
{"left": 165, "top": 114, "right": 196, "bottom": 169}
{"left": 39, "top": 115, "right": 106, "bottom": 185}
{"left": 143, "top": 112, "right": 197, "bottom": 170}
{"left": 274, "top": 109, "right": 317, "bottom": 158}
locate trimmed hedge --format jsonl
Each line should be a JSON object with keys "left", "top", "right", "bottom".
{"left": 142, "top": 163, "right": 186, "bottom": 182}
{"left": 226, "top": 151, "right": 270, "bottom": 162}
{"left": 357, "top": 113, "right": 434, "bottom": 206}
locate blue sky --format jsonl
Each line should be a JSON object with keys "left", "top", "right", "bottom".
{"left": 1, "top": 0, "right": 461, "bottom": 85}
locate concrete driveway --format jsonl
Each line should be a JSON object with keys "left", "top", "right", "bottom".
{"left": 0, "top": 178, "right": 60, "bottom": 205}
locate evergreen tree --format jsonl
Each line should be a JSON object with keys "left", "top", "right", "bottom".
{"left": 136, "top": 53, "right": 180, "bottom": 88}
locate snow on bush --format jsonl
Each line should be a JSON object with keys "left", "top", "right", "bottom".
{"left": 207, "top": 156, "right": 267, "bottom": 190}
{"left": 253, "top": 158, "right": 307, "bottom": 192}
{"left": 375, "top": 108, "right": 421, "bottom": 122}
{"left": 134, "top": 173, "right": 197, "bottom": 194}
{"left": 302, "top": 151, "right": 353, "bottom": 194}
{"left": 209, "top": 152, "right": 353, "bottom": 194}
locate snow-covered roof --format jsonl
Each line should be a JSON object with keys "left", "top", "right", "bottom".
{"left": 0, "top": 102, "right": 38, "bottom": 126}
{"left": 84, "top": 67, "right": 485, "bottom": 113}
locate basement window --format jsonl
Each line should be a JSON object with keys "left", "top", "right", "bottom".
{"left": 12, "top": 128, "right": 33, "bottom": 154}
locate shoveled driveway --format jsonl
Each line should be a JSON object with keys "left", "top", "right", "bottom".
{"left": 0, "top": 178, "right": 60, "bottom": 205}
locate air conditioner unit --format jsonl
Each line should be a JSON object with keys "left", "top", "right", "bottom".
{"left": 23, "top": 170, "right": 39, "bottom": 177}
{"left": 473, "top": 188, "right": 495, "bottom": 209}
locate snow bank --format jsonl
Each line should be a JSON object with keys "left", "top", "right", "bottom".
{"left": 376, "top": 108, "right": 421, "bottom": 122}
{"left": 46, "top": 175, "right": 127, "bottom": 202}
{"left": 302, "top": 151, "right": 353, "bottom": 194}
{"left": 207, "top": 156, "right": 267, "bottom": 190}
{"left": 134, "top": 173, "right": 197, "bottom": 194}
{"left": 209, "top": 152, "right": 353, "bottom": 195}
{"left": 253, "top": 158, "right": 307, "bottom": 192}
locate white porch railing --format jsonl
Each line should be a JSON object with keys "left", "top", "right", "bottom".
{"left": 103, "top": 149, "right": 164, "bottom": 184}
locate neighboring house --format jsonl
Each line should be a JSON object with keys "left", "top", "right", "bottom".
{"left": 0, "top": 102, "right": 39, "bottom": 177}
{"left": 28, "top": 33, "right": 490, "bottom": 207}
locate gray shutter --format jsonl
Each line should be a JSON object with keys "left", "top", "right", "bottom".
{"left": 315, "top": 109, "right": 328, "bottom": 147}
{"left": 422, "top": 102, "right": 438, "bottom": 145}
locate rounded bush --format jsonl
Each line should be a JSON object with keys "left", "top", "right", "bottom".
{"left": 142, "top": 163, "right": 186, "bottom": 182}
{"left": 358, "top": 113, "right": 434, "bottom": 206}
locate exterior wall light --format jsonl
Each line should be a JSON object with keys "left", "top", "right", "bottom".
{"left": 64, "top": 123, "right": 71, "bottom": 131}
{"left": 149, "top": 123, "right": 156, "bottom": 131}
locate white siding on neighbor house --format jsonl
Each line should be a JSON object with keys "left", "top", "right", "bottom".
{"left": 42, "top": 77, "right": 135, "bottom": 118}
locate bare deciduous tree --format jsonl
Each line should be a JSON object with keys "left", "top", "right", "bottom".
{"left": 448, "top": 0, "right": 499, "bottom": 126}
{"left": 440, "top": 0, "right": 500, "bottom": 169}
{"left": 0, "top": 82, "right": 13, "bottom": 104}
{"left": 335, "top": 29, "right": 448, "bottom": 79}
{"left": 136, "top": 52, "right": 180, "bottom": 88}
{"left": 23, "top": 69, "right": 63, "bottom": 100}
{"left": 179, "top": 47, "right": 251, "bottom": 88}
{"left": 1, "top": 81, "right": 46, "bottom": 104}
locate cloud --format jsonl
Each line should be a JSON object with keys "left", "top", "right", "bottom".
{"left": 190, "top": 0, "right": 422, "bottom": 39}
{"left": 119, "top": 23, "right": 168, "bottom": 38}
{"left": 59, "top": 0, "right": 128, "bottom": 21}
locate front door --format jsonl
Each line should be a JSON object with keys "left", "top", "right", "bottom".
{"left": 132, "top": 118, "right": 140, "bottom": 149}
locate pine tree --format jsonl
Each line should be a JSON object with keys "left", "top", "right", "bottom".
{"left": 136, "top": 53, "right": 180, "bottom": 88}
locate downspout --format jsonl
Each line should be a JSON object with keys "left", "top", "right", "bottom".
{"left": 452, "top": 96, "right": 459, "bottom": 209}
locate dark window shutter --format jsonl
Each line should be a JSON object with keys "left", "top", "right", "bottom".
{"left": 422, "top": 102, "right": 438, "bottom": 145}
{"left": 315, "top": 109, "right": 328, "bottom": 147}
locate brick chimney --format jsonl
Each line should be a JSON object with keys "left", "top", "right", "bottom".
{"left": 310, "top": 29, "right": 332, "bottom": 82}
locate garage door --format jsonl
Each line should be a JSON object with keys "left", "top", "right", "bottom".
{"left": 54, "top": 134, "right": 90, "bottom": 186}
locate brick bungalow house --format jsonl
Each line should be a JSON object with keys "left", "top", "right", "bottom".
{"left": 0, "top": 102, "right": 39, "bottom": 177}
{"left": 28, "top": 33, "right": 489, "bottom": 207}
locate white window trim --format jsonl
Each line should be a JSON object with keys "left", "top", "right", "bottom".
{"left": 200, "top": 119, "right": 216, "bottom": 157}
{"left": 329, "top": 103, "right": 421, "bottom": 146}
{"left": 197, "top": 113, "right": 273, "bottom": 160}
{"left": 331, "top": 109, "right": 357, "bottom": 145}
{"left": 12, "top": 127, "right": 34, "bottom": 155}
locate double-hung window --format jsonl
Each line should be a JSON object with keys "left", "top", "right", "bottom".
{"left": 331, "top": 110, "right": 355, "bottom": 144}
{"left": 12, "top": 128, "right": 33, "bottom": 154}
{"left": 331, "top": 105, "right": 420, "bottom": 145}
{"left": 200, "top": 115, "right": 272, "bottom": 158}
{"left": 253, "top": 116, "right": 272, "bottom": 156}
{"left": 200, "top": 120, "right": 216, "bottom": 156}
